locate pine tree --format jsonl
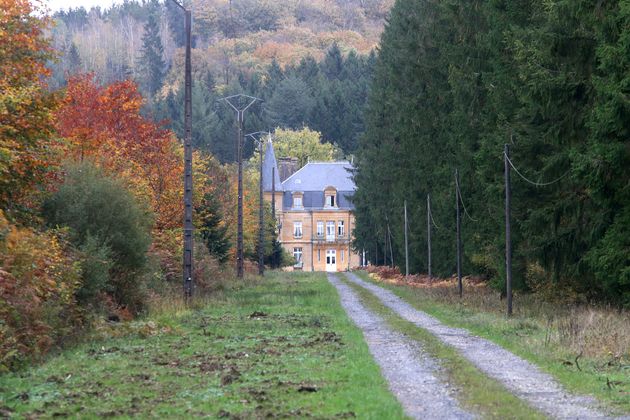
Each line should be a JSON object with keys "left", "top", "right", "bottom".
{"left": 139, "top": 13, "right": 166, "bottom": 98}
{"left": 67, "top": 42, "right": 81, "bottom": 74}
{"left": 322, "top": 42, "right": 343, "bottom": 80}
{"left": 198, "top": 191, "right": 231, "bottom": 263}
{"left": 264, "top": 76, "right": 315, "bottom": 129}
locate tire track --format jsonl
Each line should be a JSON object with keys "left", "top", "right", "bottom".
{"left": 343, "top": 271, "right": 611, "bottom": 419}
{"left": 327, "top": 273, "right": 474, "bottom": 420}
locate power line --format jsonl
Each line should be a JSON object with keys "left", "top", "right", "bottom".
{"left": 504, "top": 152, "right": 570, "bottom": 187}
{"left": 455, "top": 176, "right": 478, "bottom": 222}
{"left": 429, "top": 204, "right": 440, "bottom": 230}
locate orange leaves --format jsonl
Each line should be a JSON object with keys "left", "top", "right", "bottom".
{"left": 0, "top": 0, "right": 52, "bottom": 89}
{"left": 55, "top": 74, "right": 104, "bottom": 159}
{"left": 0, "top": 0, "right": 57, "bottom": 212}
{"left": 55, "top": 75, "right": 184, "bottom": 231}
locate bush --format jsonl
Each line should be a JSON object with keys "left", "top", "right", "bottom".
{"left": 76, "top": 235, "right": 113, "bottom": 306}
{"left": 0, "top": 211, "right": 81, "bottom": 371}
{"left": 43, "top": 162, "right": 153, "bottom": 312}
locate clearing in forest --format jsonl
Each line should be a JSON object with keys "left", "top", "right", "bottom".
{"left": 0, "top": 272, "right": 404, "bottom": 418}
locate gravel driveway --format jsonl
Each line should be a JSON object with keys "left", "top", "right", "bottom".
{"left": 342, "top": 271, "right": 611, "bottom": 419}
{"left": 327, "top": 273, "right": 474, "bottom": 420}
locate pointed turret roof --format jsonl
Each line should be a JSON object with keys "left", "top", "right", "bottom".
{"left": 262, "top": 137, "right": 282, "bottom": 192}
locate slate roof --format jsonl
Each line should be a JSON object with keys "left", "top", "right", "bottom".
{"left": 283, "top": 190, "right": 355, "bottom": 210}
{"left": 262, "top": 139, "right": 283, "bottom": 192}
{"left": 282, "top": 162, "right": 355, "bottom": 192}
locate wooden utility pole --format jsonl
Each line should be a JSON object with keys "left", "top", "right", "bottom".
{"left": 182, "top": 7, "right": 193, "bottom": 299}
{"left": 247, "top": 132, "right": 268, "bottom": 276}
{"left": 504, "top": 144, "right": 513, "bottom": 316}
{"left": 404, "top": 200, "right": 409, "bottom": 277}
{"left": 383, "top": 229, "right": 391, "bottom": 265}
{"left": 427, "top": 194, "right": 432, "bottom": 278}
{"left": 456, "top": 169, "right": 462, "bottom": 298}
{"left": 221, "top": 95, "right": 260, "bottom": 278}
{"left": 387, "top": 221, "right": 394, "bottom": 268}
{"left": 258, "top": 140, "right": 264, "bottom": 276}
{"left": 271, "top": 166, "right": 276, "bottom": 268}
{"left": 236, "top": 111, "right": 244, "bottom": 278}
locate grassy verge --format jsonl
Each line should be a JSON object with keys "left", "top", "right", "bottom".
{"left": 340, "top": 275, "right": 545, "bottom": 419}
{"left": 355, "top": 271, "right": 630, "bottom": 415}
{"left": 0, "top": 271, "right": 405, "bottom": 419}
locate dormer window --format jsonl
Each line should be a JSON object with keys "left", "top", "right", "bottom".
{"left": 324, "top": 186, "right": 337, "bottom": 208}
{"left": 292, "top": 192, "right": 303, "bottom": 209}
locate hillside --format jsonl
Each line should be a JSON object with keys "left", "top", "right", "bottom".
{"left": 50, "top": 0, "right": 390, "bottom": 87}
{"left": 48, "top": 0, "right": 390, "bottom": 160}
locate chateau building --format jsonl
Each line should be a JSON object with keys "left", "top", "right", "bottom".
{"left": 261, "top": 139, "right": 360, "bottom": 272}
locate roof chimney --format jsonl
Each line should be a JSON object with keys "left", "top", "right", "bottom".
{"left": 278, "top": 157, "right": 299, "bottom": 182}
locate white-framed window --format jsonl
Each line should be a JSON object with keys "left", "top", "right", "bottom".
{"left": 293, "top": 247, "right": 303, "bottom": 263}
{"left": 293, "top": 195, "right": 303, "bottom": 208}
{"left": 293, "top": 222, "right": 303, "bottom": 238}
{"left": 326, "top": 221, "right": 335, "bottom": 241}
{"left": 318, "top": 249, "right": 321, "bottom": 261}
{"left": 316, "top": 221, "right": 324, "bottom": 237}
{"left": 338, "top": 220, "right": 345, "bottom": 236}
{"left": 325, "top": 194, "right": 336, "bottom": 207}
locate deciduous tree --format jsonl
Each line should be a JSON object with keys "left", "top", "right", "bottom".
{"left": 0, "top": 0, "right": 58, "bottom": 216}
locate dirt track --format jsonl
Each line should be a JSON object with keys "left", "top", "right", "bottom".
{"left": 342, "top": 271, "right": 611, "bottom": 419}
{"left": 328, "top": 273, "right": 474, "bottom": 419}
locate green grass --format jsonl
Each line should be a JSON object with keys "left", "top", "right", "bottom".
{"left": 340, "top": 274, "right": 545, "bottom": 419}
{"left": 355, "top": 271, "right": 630, "bottom": 415}
{"left": 0, "top": 271, "right": 406, "bottom": 419}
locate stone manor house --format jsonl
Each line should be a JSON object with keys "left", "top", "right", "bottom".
{"left": 261, "top": 139, "right": 360, "bottom": 272}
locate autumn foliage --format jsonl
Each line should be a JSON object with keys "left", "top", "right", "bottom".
{"left": 0, "top": 0, "right": 58, "bottom": 214}
{"left": 0, "top": 210, "right": 82, "bottom": 370}
{"left": 1, "top": 0, "right": 250, "bottom": 371}
{"left": 55, "top": 74, "right": 184, "bottom": 231}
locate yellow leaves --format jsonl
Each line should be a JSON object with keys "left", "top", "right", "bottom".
{"left": 0, "top": 210, "right": 80, "bottom": 304}
{"left": 0, "top": 0, "right": 57, "bottom": 210}
{"left": 272, "top": 127, "right": 341, "bottom": 168}
{"left": 0, "top": 208, "right": 82, "bottom": 367}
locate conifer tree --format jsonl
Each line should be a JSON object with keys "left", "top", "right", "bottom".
{"left": 67, "top": 42, "right": 81, "bottom": 74}
{"left": 322, "top": 42, "right": 343, "bottom": 80}
{"left": 139, "top": 13, "right": 166, "bottom": 98}
{"left": 198, "top": 190, "right": 231, "bottom": 263}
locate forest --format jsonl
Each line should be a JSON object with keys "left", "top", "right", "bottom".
{"left": 2, "top": 0, "right": 630, "bottom": 416}
{"left": 3, "top": 0, "right": 630, "bottom": 375}
{"left": 1, "top": 0, "right": 384, "bottom": 370}
{"left": 353, "top": 0, "right": 630, "bottom": 306}
{"left": 49, "top": 0, "right": 384, "bottom": 158}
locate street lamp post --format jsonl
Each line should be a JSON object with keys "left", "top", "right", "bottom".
{"left": 221, "top": 94, "right": 260, "bottom": 278}
{"left": 246, "top": 131, "right": 271, "bottom": 277}
{"left": 170, "top": 0, "right": 194, "bottom": 299}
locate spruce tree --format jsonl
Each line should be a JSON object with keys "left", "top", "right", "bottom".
{"left": 197, "top": 191, "right": 231, "bottom": 263}
{"left": 322, "top": 42, "right": 343, "bottom": 80}
{"left": 67, "top": 42, "right": 81, "bottom": 74}
{"left": 139, "top": 13, "right": 166, "bottom": 98}
{"left": 265, "top": 76, "right": 315, "bottom": 129}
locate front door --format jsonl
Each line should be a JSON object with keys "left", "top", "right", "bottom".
{"left": 326, "top": 249, "right": 337, "bottom": 272}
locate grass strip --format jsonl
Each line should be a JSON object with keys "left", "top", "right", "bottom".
{"left": 0, "top": 271, "right": 406, "bottom": 419}
{"left": 341, "top": 275, "right": 546, "bottom": 420}
{"left": 355, "top": 271, "right": 630, "bottom": 415}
